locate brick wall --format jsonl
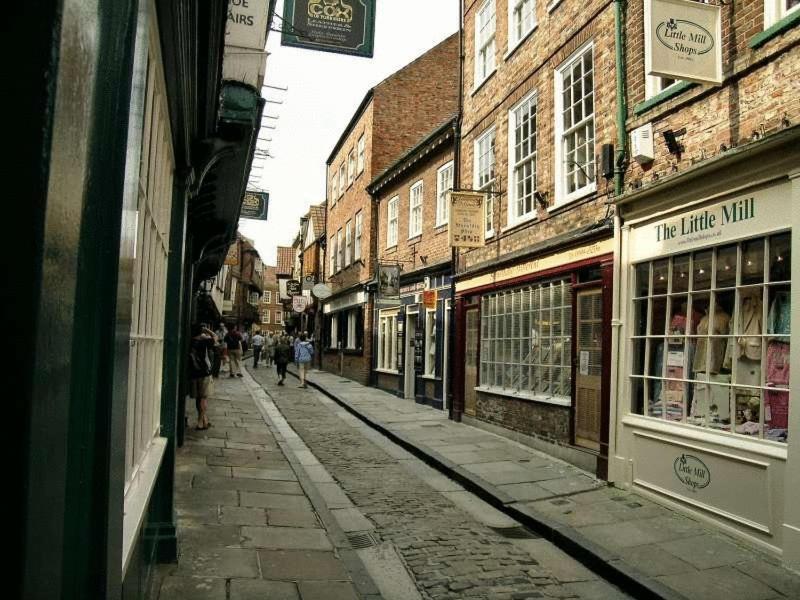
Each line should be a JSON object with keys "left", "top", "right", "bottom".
{"left": 376, "top": 145, "right": 455, "bottom": 274}
{"left": 460, "top": 0, "right": 617, "bottom": 272}
{"left": 476, "top": 392, "right": 571, "bottom": 443}
{"left": 320, "top": 301, "right": 374, "bottom": 385}
{"left": 623, "top": 0, "right": 800, "bottom": 188}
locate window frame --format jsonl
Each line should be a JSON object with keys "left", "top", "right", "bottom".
{"left": 347, "top": 148, "right": 356, "bottom": 185}
{"left": 357, "top": 134, "right": 366, "bottom": 174}
{"left": 264, "top": 291, "right": 272, "bottom": 304}
{"left": 337, "top": 228, "right": 344, "bottom": 272}
{"left": 275, "top": 310, "right": 283, "bottom": 324}
{"left": 765, "top": 0, "right": 799, "bottom": 27}
{"left": 409, "top": 180, "right": 424, "bottom": 238}
{"left": 474, "top": 0, "right": 497, "bottom": 88}
{"left": 262, "top": 310, "right": 270, "bottom": 324}
{"left": 354, "top": 211, "right": 363, "bottom": 261}
{"left": 377, "top": 309, "right": 400, "bottom": 372}
{"left": 473, "top": 127, "right": 497, "bottom": 238}
{"left": 424, "top": 308, "right": 437, "bottom": 377}
{"left": 331, "top": 171, "right": 338, "bottom": 204}
{"left": 345, "top": 220, "right": 352, "bottom": 267}
{"left": 338, "top": 163, "right": 346, "bottom": 197}
{"left": 507, "top": 90, "right": 538, "bottom": 227}
{"left": 436, "top": 161, "right": 454, "bottom": 227}
{"left": 507, "top": 0, "right": 537, "bottom": 55}
{"left": 387, "top": 196, "right": 399, "bottom": 248}
{"left": 554, "top": 41, "right": 597, "bottom": 206}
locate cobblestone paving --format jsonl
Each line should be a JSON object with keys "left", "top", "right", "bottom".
{"left": 250, "top": 369, "right": 628, "bottom": 600}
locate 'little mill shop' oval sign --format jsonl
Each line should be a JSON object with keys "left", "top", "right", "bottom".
{"left": 656, "top": 18, "right": 714, "bottom": 57}
{"left": 674, "top": 454, "right": 711, "bottom": 490}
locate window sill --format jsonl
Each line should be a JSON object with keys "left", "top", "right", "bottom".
{"left": 434, "top": 221, "right": 448, "bottom": 230}
{"left": 421, "top": 374, "right": 440, "bottom": 381}
{"left": 750, "top": 10, "right": 800, "bottom": 49}
{"left": 122, "top": 437, "right": 167, "bottom": 574}
{"left": 471, "top": 68, "right": 497, "bottom": 97}
{"left": 385, "top": 244, "right": 397, "bottom": 252}
{"left": 375, "top": 368, "right": 400, "bottom": 375}
{"left": 504, "top": 25, "right": 537, "bottom": 61}
{"left": 407, "top": 233, "right": 422, "bottom": 242}
{"left": 634, "top": 81, "right": 696, "bottom": 116}
{"left": 552, "top": 184, "right": 596, "bottom": 210}
{"left": 485, "top": 229, "right": 496, "bottom": 240}
{"left": 475, "top": 385, "right": 571, "bottom": 407}
{"left": 501, "top": 212, "right": 537, "bottom": 234}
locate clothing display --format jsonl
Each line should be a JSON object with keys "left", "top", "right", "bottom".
{"left": 723, "top": 293, "right": 763, "bottom": 367}
{"left": 692, "top": 310, "right": 731, "bottom": 373}
{"left": 767, "top": 291, "right": 790, "bottom": 336}
{"left": 765, "top": 341, "right": 790, "bottom": 431}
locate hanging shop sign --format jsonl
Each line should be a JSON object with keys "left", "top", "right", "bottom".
{"left": 312, "top": 283, "right": 332, "bottom": 299}
{"left": 240, "top": 191, "right": 270, "bottom": 220}
{"left": 378, "top": 264, "right": 400, "bottom": 301}
{"left": 281, "top": 0, "right": 376, "bottom": 58}
{"left": 224, "top": 241, "right": 240, "bottom": 266}
{"left": 629, "top": 181, "right": 788, "bottom": 262}
{"left": 422, "top": 290, "right": 438, "bottom": 310}
{"left": 645, "top": 0, "right": 722, "bottom": 85}
{"left": 449, "top": 191, "right": 485, "bottom": 248}
{"left": 286, "top": 279, "right": 302, "bottom": 296}
{"left": 302, "top": 274, "right": 316, "bottom": 290}
{"left": 292, "top": 296, "right": 309, "bottom": 313}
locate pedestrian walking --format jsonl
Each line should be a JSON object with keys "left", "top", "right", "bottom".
{"left": 295, "top": 333, "right": 314, "bottom": 388}
{"left": 224, "top": 325, "right": 244, "bottom": 377}
{"left": 251, "top": 330, "right": 265, "bottom": 368}
{"left": 215, "top": 323, "right": 228, "bottom": 374}
{"left": 265, "top": 331, "right": 276, "bottom": 367}
{"left": 189, "top": 323, "right": 216, "bottom": 430}
{"left": 241, "top": 329, "right": 249, "bottom": 354}
{"left": 211, "top": 322, "right": 225, "bottom": 378}
{"left": 274, "top": 335, "right": 292, "bottom": 385}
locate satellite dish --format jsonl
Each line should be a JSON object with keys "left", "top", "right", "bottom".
{"left": 312, "top": 283, "right": 332, "bottom": 299}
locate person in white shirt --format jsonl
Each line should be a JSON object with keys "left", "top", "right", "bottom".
{"left": 251, "top": 331, "right": 265, "bottom": 368}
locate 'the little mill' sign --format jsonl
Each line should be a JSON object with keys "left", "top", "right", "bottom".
{"left": 645, "top": 0, "right": 722, "bottom": 85}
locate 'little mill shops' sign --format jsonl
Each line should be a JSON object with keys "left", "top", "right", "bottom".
{"left": 645, "top": 0, "right": 722, "bottom": 85}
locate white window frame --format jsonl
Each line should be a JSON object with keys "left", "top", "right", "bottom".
{"left": 330, "top": 235, "right": 337, "bottom": 274}
{"left": 387, "top": 196, "right": 399, "bottom": 247}
{"left": 409, "top": 180, "right": 423, "bottom": 238}
{"left": 424, "top": 308, "right": 437, "bottom": 377}
{"left": 357, "top": 134, "right": 365, "bottom": 173}
{"left": 507, "top": 0, "right": 537, "bottom": 55}
{"left": 338, "top": 163, "right": 346, "bottom": 197}
{"left": 275, "top": 310, "right": 283, "bottom": 324}
{"left": 330, "top": 314, "right": 339, "bottom": 348}
{"left": 554, "top": 41, "right": 596, "bottom": 206}
{"left": 345, "top": 220, "right": 352, "bottom": 266}
{"left": 765, "top": 0, "right": 798, "bottom": 27}
{"left": 262, "top": 311, "right": 270, "bottom": 324}
{"left": 347, "top": 148, "right": 356, "bottom": 185}
{"left": 474, "top": 0, "right": 496, "bottom": 88}
{"left": 377, "top": 309, "right": 400, "bottom": 372}
{"left": 337, "top": 228, "right": 344, "bottom": 272}
{"left": 354, "top": 211, "right": 363, "bottom": 261}
{"left": 331, "top": 171, "right": 338, "bottom": 204}
{"left": 347, "top": 310, "right": 357, "bottom": 349}
{"left": 436, "top": 161, "right": 454, "bottom": 226}
{"left": 507, "top": 91, "right": 538, "bottom": 227}
{"left": 263, "top": 290, "right": 271, "bottom": 304}
{"left": 473, "top": 127, "right": 496, "bottom": 238}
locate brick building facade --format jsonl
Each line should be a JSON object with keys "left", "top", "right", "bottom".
{"left": 321, "top": 33, "right": 460, "bottom": 385}
{"left": 257, "top": 265, "right": 284, "bottom": 336}
{"left": 453, "top": 0, "right": 620, "bottom": 477}
{"left": 609, "top": 0, "right": 800, "bottom": 566}
{"left": 369, "top": 117, "right": 457, "bottom": 409}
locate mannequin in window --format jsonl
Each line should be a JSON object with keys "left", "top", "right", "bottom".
{"left": 691, "top": 303, "right": 731, "bottom": 421}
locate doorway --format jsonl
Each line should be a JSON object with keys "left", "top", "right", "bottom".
{"left": 464, "top": 307, "right": 479, "bottom": 416}
{"left": 574, "top": 288, "right": 603, "bottom": 450}
{"left": 404, "top": 312, "right": 417, "bottom": 399}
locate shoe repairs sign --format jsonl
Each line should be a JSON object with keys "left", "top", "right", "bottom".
{"left": 281, "top": 0, "right": 375, "bottom": 58}
{"left": 645, "top": 0, "right": 722, "bottom": 85}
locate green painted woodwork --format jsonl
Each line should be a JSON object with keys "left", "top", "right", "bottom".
{"left": 749, "top": 10, "right": 800, "bottom": 49}
{"left": 633, "top": 81, "right": 696, "bottom": 116}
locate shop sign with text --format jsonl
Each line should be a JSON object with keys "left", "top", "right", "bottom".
{"left": 240, "top": 191, "right": 269, "bottom": 220}
{"left": 645, "top": 0, "right": 722, "bottom": 85}
{"left": 378, "top": 264, "right": 400, "bottom": 300}
{"left": 226, "top": 0, "right": 271, "bottom": 50}
{"left": 629, "top": 182, "right": 788, "bottom": 262}
{"left": 422, "top": 290, "right": 438, "bottom": 310}
{"left": 281, "top": 0, "right": 375, "bottom": 58}
{"left": 449, "top": 191, "right": 485, "bottom": 248}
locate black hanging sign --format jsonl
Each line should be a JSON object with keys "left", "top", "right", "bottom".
{"left": 240, "top": 191, "right": 269, "bottom": 220}
{"left": 281, "top": 0, "right": 375, "bottom": 58}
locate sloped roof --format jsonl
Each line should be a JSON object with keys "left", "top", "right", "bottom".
{"left": 276, "top": 246, "right": 294, "bottom": 275}
{"left": 309, "top": 203, "right": 326, "bottom": 239}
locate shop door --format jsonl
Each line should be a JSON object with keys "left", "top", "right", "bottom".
{"left": 464, "top": 308, "right": 479, "bottom": 416}
{"left": 575, "top": 289, "right": 602, "bottom": 451}
{"left": 405, "top": 313, "right": 417, "bottom": 399}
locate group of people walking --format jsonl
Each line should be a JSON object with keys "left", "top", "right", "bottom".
{"left": 189, "top": 323, "right": 315, "bottom": 430}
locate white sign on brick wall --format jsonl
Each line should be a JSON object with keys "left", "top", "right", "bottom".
{"left": 645, "top": 0, "right": 722, "bottom": 85}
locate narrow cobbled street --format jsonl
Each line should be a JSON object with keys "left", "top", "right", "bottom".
{"left": 247, "top": 365, "right": 631, "bottom": 600}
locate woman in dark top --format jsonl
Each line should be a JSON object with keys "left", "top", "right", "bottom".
{"left": 190, "top": 323, "right": 217, "bottom": 429}
{"left": 273, "top": 336, "right": 292, "bottom": 386}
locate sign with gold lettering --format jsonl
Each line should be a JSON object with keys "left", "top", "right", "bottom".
{"left": 449, "top": 191, "right": 485, "bottom": 248}
{"left": 224, "top": 242, "right": 240, "bottom": 266}
{"left": 240, "top": 191, "right": 269, "bottom": 220}
{"left": 422, "top": 290, "right": 438, "bottom": 310}
{"left": 281, "top": 0, "right": 375, "bottom": 58}
{"left": 645, "top": 0, "right": 722, "bottom": 85}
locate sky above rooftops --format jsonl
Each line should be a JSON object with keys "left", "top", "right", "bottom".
{"left": 238, "top": 0, "right": 458, "bottom": 265}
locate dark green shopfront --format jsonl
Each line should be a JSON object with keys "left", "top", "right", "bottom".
{"left": 11, "top": 1, "right": 273, "bottom": 598}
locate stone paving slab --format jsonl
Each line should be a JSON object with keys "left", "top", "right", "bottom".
{"left": 296, "top": 367, "right": 800, "bottom": 600}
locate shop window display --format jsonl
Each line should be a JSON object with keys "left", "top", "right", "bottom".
{"left": 630, "top": 233, "right": 790, "bottom": 443}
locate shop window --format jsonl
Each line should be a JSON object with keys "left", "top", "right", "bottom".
{"left": 630, "top": 233, "right": 791, "bottom": 443}
{"left": 378, "top": 310, "right": 399, "bottom": 371}
{"left": 474, "top": 127, "right": 496, "bottom": 237}
{"left": 425, "top": 309, "right": 437, "bottom": 376}
{"left": 480, "top": 279, "right": 573, "bottom": 401}
{"left": 555, "top": 42, "right": 596, "bottom": 204}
